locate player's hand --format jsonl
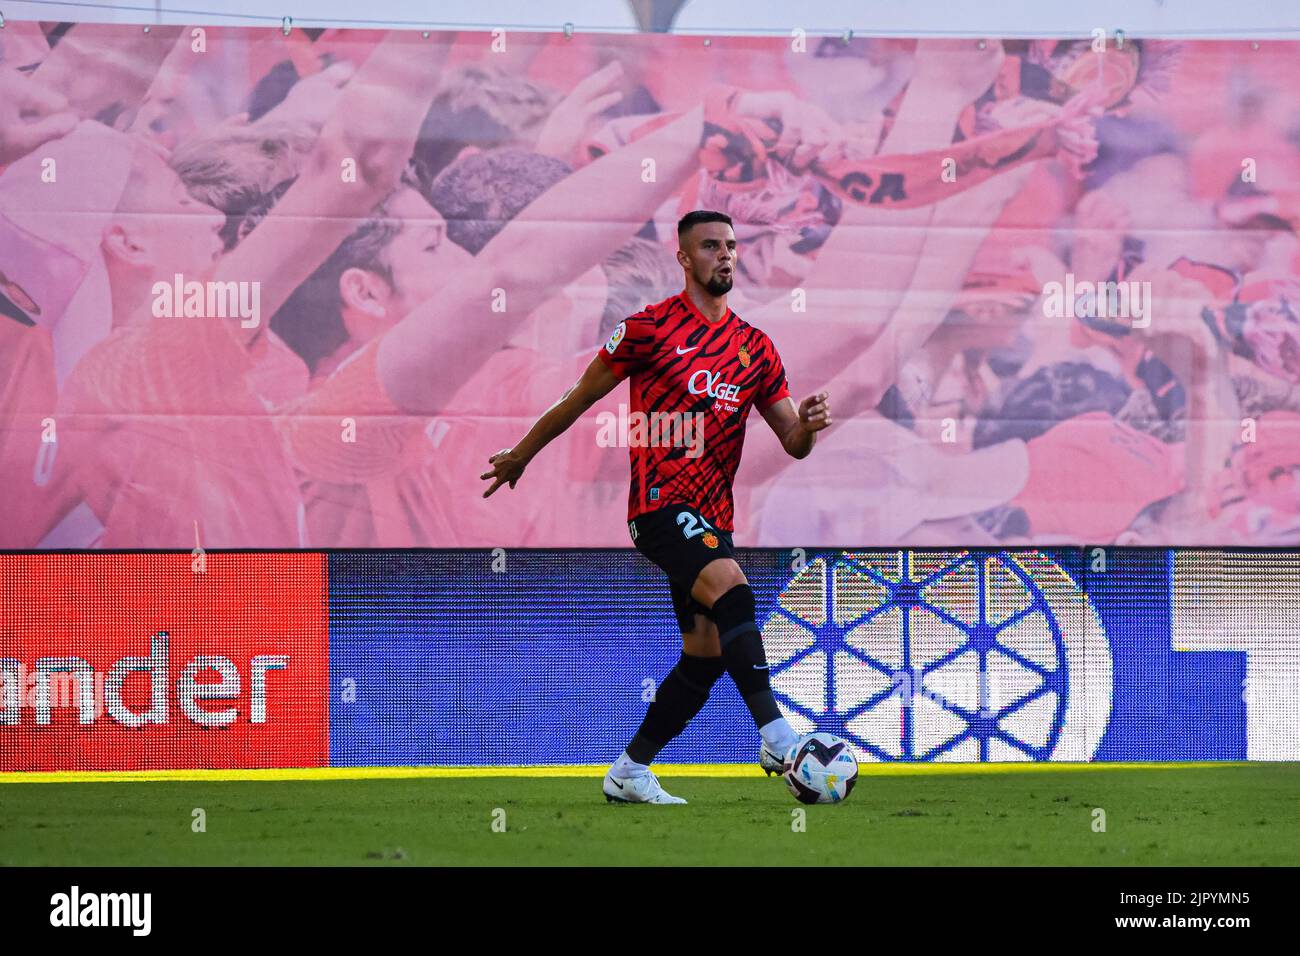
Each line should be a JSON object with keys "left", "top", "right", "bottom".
{"left": 798, "top": 392, "right": 832, "bottom": 432}
{"left": 981, "top": 94, "right": 1063, "bottom": 130}
{"left": 0, "top": 69, "right": 78, "bottom": 166}
{"left": 733, "top": 90, "right": 847, "bottom": 172}
{"left": 1055, "top": 92, "right": 1103, "bottom": 178}
{"left": 535, "top": 60, "right": 625, "bottom": 162}
{"left": 1125, "top": 264, "right": 1221, "bottom": 358}
{"left": 261, "top": 59, "right": 356, "bottom": 131}
{"left": 1071, "top": 189, "right": 1130, "bottom": 279}
{"left": 1011, "top": 243, "right": 1068, "bottom": 283}
{"left": 481, "top": 448, "right": 528, "bottom": 498}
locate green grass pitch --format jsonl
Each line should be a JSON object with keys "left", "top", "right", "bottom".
{"left": 3, "top": 764, "right": 1297, "bottom": 866}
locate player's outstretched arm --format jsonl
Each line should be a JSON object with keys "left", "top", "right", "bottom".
{"left": 30, "top": 25, "right": 181, "bottom": 127}
{"left": 835, "top": 164, "right": 1037, "bottom": 410}
{"left": 0, "top": 70, "right": 77, "bottom": 166}
{"left": 741, "top": 162, "right": 1036, "bottom": 486}
{"left": 481, "top": 355, "right": 620, "bottom": 498}
{"left": 379, "top": 103, "right": 707, "bottom": 415}
{"left": 1126, "top": 266, "right": 1238, "bottom": 532}
{"left": 750, "top": 39, "right": 1009, "bottom": 370}
{"left": 759, "top": 392, "right": 832, "bottom": 461}
{"left": 212, "top": 32, "right": 454, "bottom": 343}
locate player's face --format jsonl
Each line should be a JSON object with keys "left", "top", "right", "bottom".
{"left": 111, "top": 150, "right": 225, "bottom": 274}
{"left": 680, "top": 223, "right": 737, "bottom": 296}
{"left": 339, "top": 188, "right": 472, "bottom": 346}
{"left": 382, "top": 187, "right": 470, "bottom": 316}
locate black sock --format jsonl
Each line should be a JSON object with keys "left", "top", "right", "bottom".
{"left": 710, "top": 584, "right": 782, "bottom": 728}
{"left": 625, "top": 653, "right": 725, "bottom": 765}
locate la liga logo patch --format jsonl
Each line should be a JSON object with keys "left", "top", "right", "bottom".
{"left": 604, "top": 321, "right": 626, "bottom": 354}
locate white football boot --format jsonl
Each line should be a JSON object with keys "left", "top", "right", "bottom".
{"left": 759, "top": 741, "right": 790, "bottom": 776}
{"left": 602, "top": 770, "right": 687, "bottom": 804}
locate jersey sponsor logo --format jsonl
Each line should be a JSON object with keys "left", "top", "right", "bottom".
{"left": 604, "top": 321, "right": 626, "bottom": 355}
{"left": 687, "top": 368, "right": 742, "bottom": 401}
{"left": 737, "top": 345, "right": 751, "bottom": 368}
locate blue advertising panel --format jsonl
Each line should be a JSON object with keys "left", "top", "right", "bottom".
{"left": 328, "top": 548, "right": 1278, "bottom": 766}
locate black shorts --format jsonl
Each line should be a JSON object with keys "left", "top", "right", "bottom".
{"left": 629, "top": 504, "right": 736, "bottom": 633}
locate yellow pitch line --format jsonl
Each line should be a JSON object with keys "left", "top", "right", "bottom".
{"left": 0, "top": 761, "right": 1255, "bottom": 785}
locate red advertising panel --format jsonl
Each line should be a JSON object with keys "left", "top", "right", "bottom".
{"left": 0, "top": 553, "right": 328, "bottom": 771}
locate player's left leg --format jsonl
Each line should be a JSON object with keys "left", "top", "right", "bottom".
{"left": 692, "top": 557, "right": 799, "bottom": 772}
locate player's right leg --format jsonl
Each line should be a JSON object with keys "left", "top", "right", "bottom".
{"left": 603, "top": 611, "right": 722, "bottom": 804}
{"left": 604, "top": 508, "right": 734, "bottom": 804}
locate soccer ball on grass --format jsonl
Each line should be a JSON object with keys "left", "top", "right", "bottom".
{"left": 782, "top": 732, "right": 859, "bottom": 804}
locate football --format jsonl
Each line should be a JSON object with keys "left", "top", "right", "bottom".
{"left": 782, "top": 733, "right": 859, "bottom": 804}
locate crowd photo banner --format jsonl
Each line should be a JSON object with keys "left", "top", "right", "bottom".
{"left": 2, "top": 24, "right": 1300, "bottom": 548}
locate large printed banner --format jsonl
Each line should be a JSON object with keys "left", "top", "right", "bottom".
{"left": 2, "top": 549, "right": 1297, "bottom": 771}
{"left": 1, "top": 25, "right": 1300, "bottom": 547}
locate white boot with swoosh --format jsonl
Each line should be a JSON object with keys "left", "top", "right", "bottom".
{"left": 602, "top": 769, "right": 687, "bottom": 804}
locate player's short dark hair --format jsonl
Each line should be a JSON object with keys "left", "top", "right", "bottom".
{"left": 677, "top": 210, "right": 733, "bottom": 245}
{"left": 411, "top": 64, "right": 560, "bottom": 185}
{"left": 425, "top": 148, "right": 572, "bottom": 255}
{"left": 273, "top": 150, "right": 571, "bottom": 372}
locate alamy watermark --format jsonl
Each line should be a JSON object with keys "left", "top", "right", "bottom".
{"left": 151, "top": 273, "right": 261, "bottom": 328}
{"left": 50, "top": 886, "right": 151, "bottom": 936}
{"left": 595, "top": 403, "right": 705, "bottom": 458}
{"left": 1042, "top": 274, "right": 1152, "bottom": 329}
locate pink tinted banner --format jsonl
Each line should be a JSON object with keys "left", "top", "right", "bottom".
{"left": 1, "top": 24, "right": 1298, "bottom": 548}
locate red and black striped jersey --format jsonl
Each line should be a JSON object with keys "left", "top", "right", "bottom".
{"left": 596, "top": 291, "right": 790, "bottom": 531}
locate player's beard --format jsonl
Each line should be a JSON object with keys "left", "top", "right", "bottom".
{"left": 703, "top": 272, "right": 733, "bottom": 296}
